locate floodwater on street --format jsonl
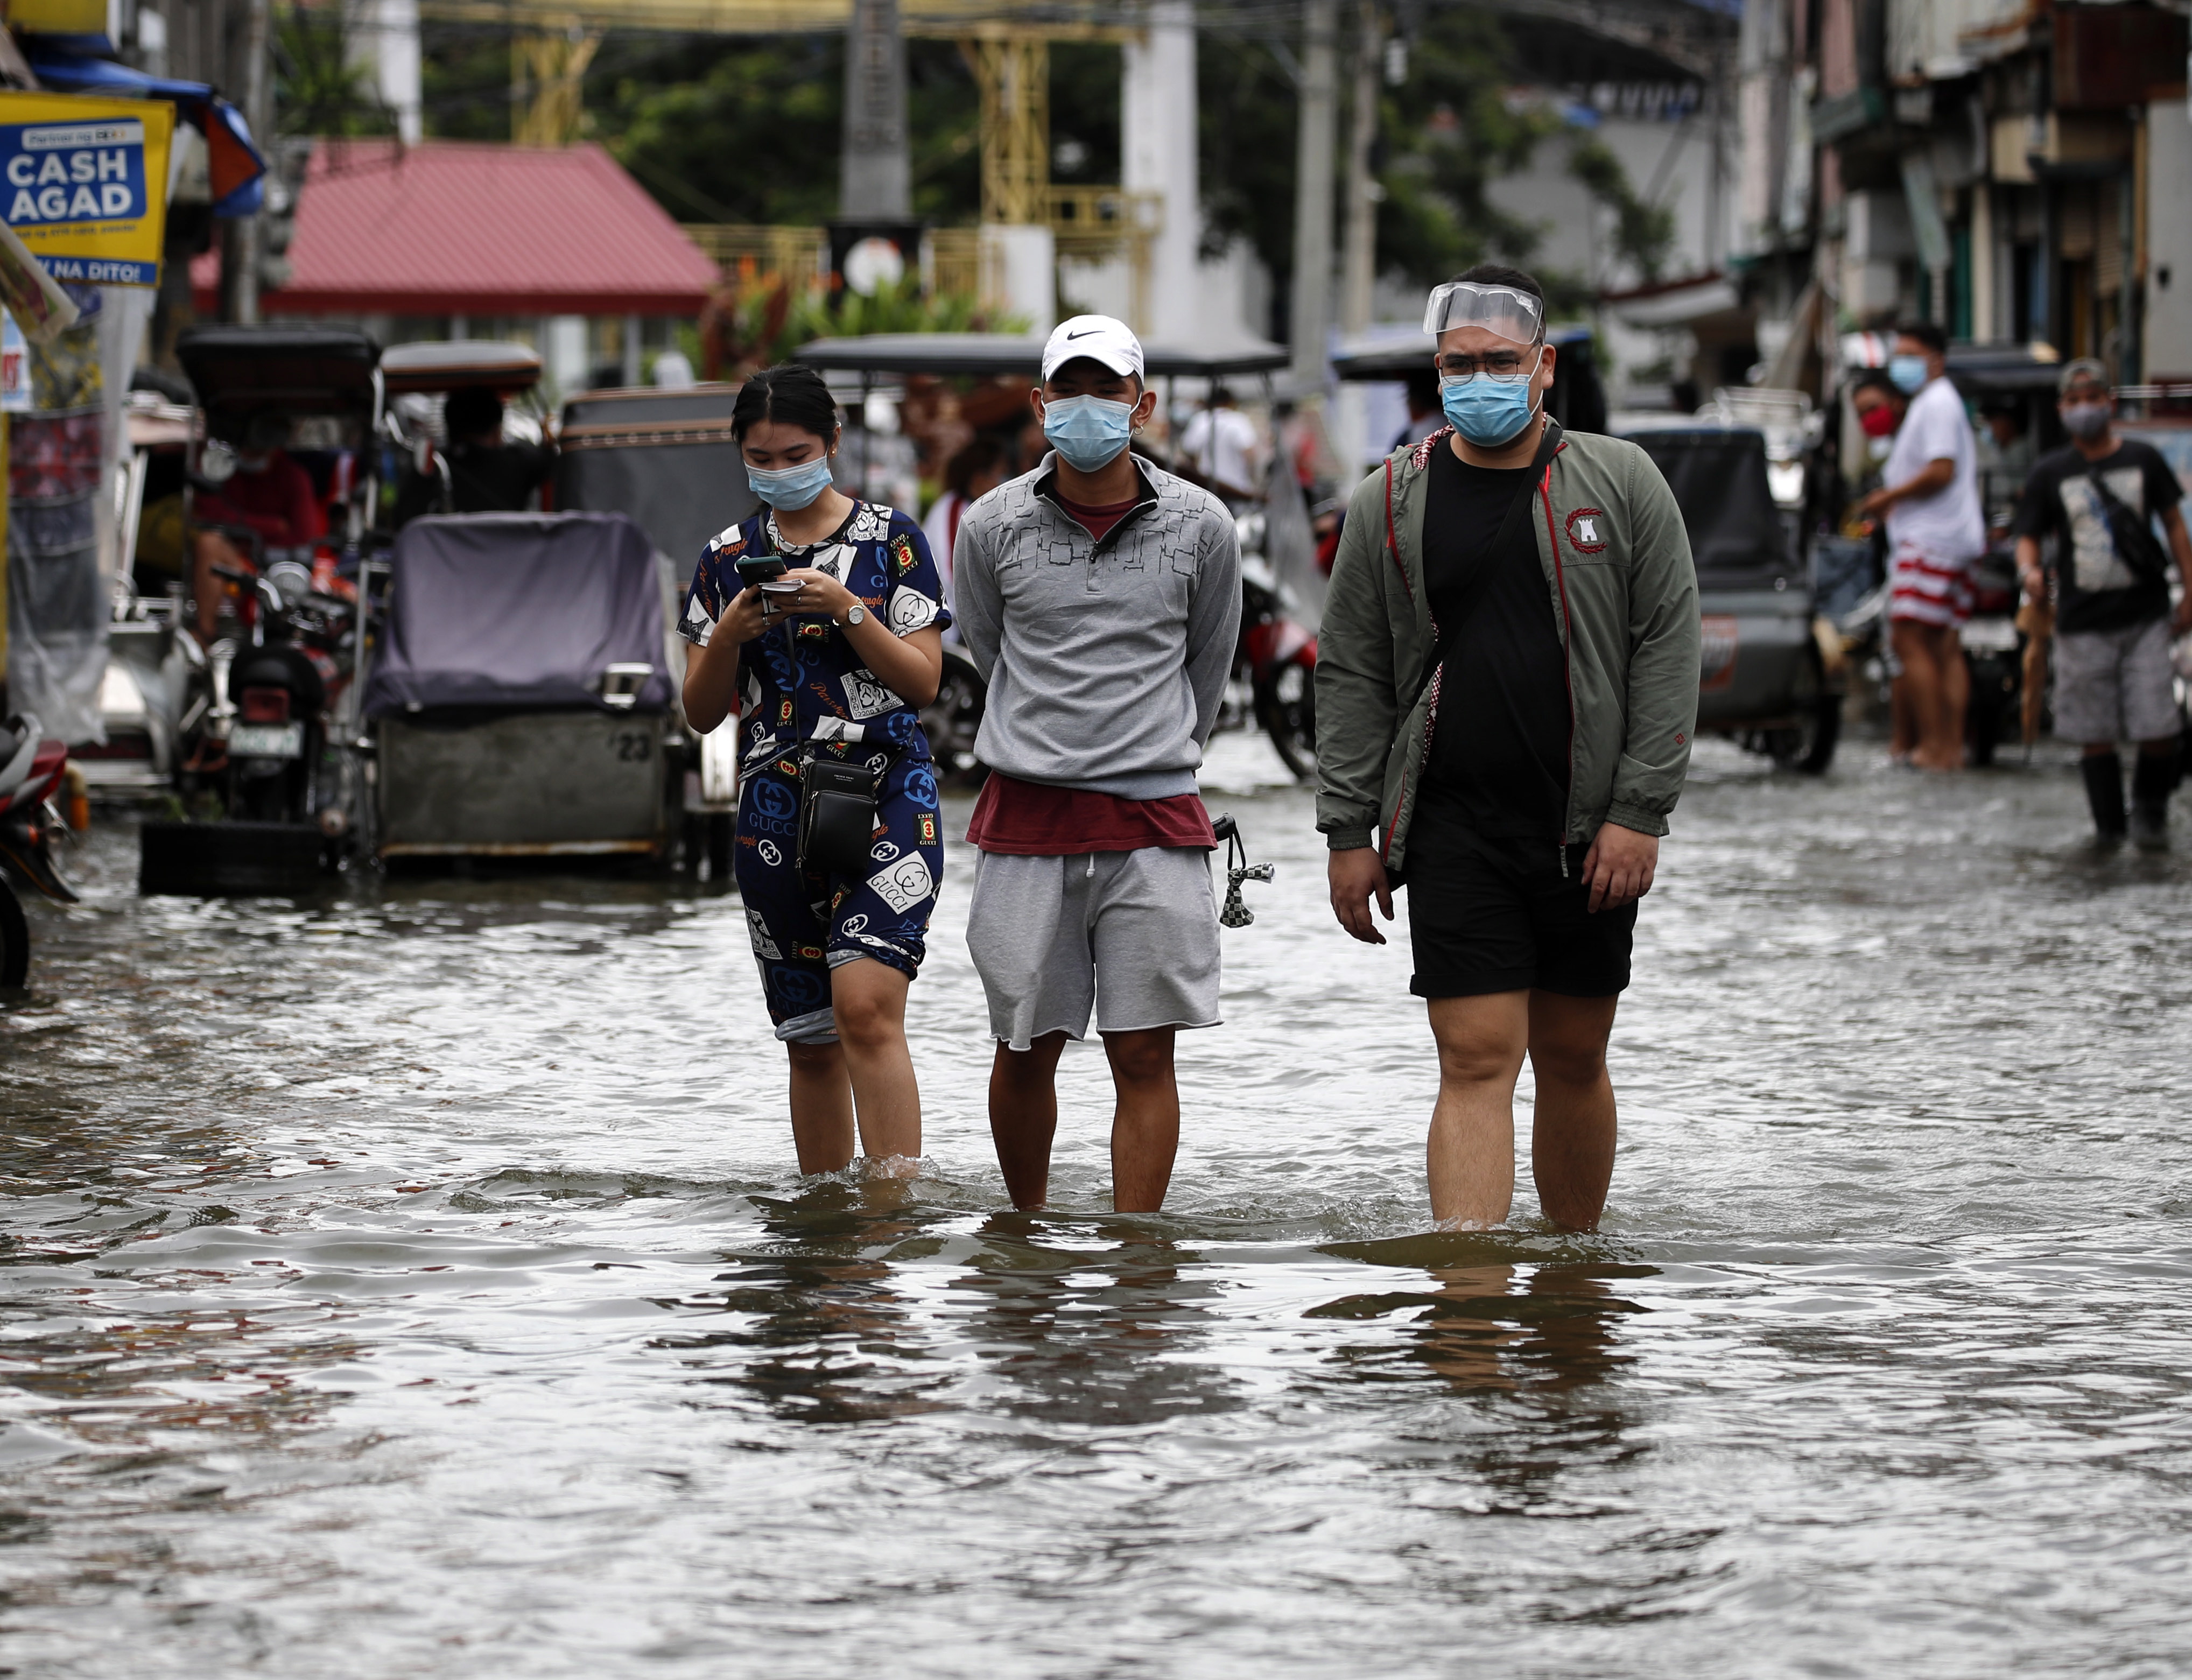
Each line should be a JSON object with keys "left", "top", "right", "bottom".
{"left": 3, "top": 730, "right": 2191, "bottom": 1678}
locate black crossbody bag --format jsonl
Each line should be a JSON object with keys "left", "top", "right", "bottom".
{"left": 2088, "top": 472, "right": 2172, "bottom": 584}
{"left": 796, "top": 750, "right": 884, "bottom": 879}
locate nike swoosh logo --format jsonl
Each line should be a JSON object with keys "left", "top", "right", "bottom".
{"left": 1065, "top": 329, "right": 1099, "bottom": 339}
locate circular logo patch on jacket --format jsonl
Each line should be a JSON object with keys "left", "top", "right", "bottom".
{"left": 1565, "top": 507, "right": 1609, "bottom": 554}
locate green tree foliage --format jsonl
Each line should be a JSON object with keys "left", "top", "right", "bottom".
{"left": 791, "top": 275, "right": 1024, "bottom": 342}
{"left": 1197, "top": 32, "right": 1298, "bottom": 275}
{"left": 600, "top": 36, "right": 845, "bottom": 222}
{"left": 275, "top": 3, "right": 396, "bottom": 137}
{"left": 1373, "top": 9, "right": 1551, "bottom": 290}
{"left": 699, "top": 274, "right": 1025, "bottom": 377}
{"left": 566, "top": 34, "right": 984, "bottom": 226}
{"left": 1566, "top": 133, "right": 1676, "bottom": 283}
{"left": 1196, "top": 10, "right": 1570, "bottom": 315}
{"left": 418, "top": 18, "right": 515, "bottom": 142}
{"left": 420, "top": 26, "right": 1118, "bottom": 228}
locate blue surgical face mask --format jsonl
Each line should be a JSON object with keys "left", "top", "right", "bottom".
{"left": 1441, "top": 347, "right": 1544, "bottom": 447}
{"left": 1888, "top": 354, "right": 1929, "bottom": 395}
{"left": 1042, "top": 393, "right": 1135, "bottom": 472}
{"left": 747, "top": 454, "right": 835, "bottom": 510}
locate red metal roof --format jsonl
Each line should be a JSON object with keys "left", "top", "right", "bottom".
{"left": 191, "top": 140, "right": 719, "bottom": 318}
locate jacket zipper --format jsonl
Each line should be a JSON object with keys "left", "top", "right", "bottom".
{"left": 1538, "top": 453, "right": 1578, "bottom": 874}
{"left": 1381, "top": 769, "right": 1408, "bottom": 867}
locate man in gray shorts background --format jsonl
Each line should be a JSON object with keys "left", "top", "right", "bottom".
{"left": 2015, "top": 358, "right": 2192, "bottom": 848}
{"left": 953, "top": 315, "right": 1242, "bottom": 1212}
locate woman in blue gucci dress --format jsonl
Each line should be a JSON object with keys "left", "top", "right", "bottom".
{"left": 680, "top": 363, "right": 950, "bottom": 1176}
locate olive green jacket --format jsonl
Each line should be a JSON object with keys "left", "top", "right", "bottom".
{"left": 1313, "top": 421, "right": 1701, "bottom": 872}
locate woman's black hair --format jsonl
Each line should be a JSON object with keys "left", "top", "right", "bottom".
{"left": 732, "top": 362, "right": 840, "bottom": 445}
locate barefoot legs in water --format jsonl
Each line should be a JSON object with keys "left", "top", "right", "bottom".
{"left": 1425, "top": 990, "right": 1619, "bottom": 1229}
{"left": 783, "top": 957, "right": 921, "bottom": 1175}
{"left": 988, "top": 1027, "right": 1180, "bottom": 1213}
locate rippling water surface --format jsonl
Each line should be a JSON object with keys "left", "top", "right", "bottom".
{"left": 4, "top": 734, "right": 2191, "bottom": 1678}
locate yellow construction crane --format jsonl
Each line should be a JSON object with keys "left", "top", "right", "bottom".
{"left": 510, "top": 16, "right": 602, "bottom": 144}
{"left": 432, "top": 0, "right": 1156, "bottom": 317}
{"left": 962, "top": 36, "right": 1046, "bottom": 226}
{"left": 426, "top": 0, "right": 1116, "bottom": 175}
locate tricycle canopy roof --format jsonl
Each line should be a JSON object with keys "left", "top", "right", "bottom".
{"left": 380, "top": 339, "right": 543, "bottom": 396}
{"left": 1943, "top": 342, "right": 2065, "bottom": 396}
{"left": 1620, "top": 425, "right": 1792, "bottom": 587}
{"left": 557, "top": 385, "right": 755, "bottom": 563}
{"left": 791, "top": 332, "right": 1290, "bottom": 379}
{"left": 174, "top": 325, "right": 380, "bottom": 421}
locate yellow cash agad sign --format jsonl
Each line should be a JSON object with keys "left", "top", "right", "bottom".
{"left": 4, "top": 0, "right": 107, "bottom": 30}
{"left": 0, "top": 92, "right": 174, "bottom": 288}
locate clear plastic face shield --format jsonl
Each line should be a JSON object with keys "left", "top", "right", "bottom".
{"left": 1423, "top": 281, "right": 1545, "bottom": 383}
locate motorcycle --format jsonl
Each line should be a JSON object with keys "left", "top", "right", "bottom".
{"left": 1227, "top": 481, "right": 1323, "bottom": 782}
{"left": 140, "top": 325, "right": 382, "bottom": 897}
{"left": 205, "top": 558, "right": 357, "bottom": 827}
{"left": 1959, "top": 545, "right": 2024, "bottom": 767}
{"left": 0, "top": 716, "right": 78, "bottom": 987}
{"left": 1236, "top": 546, "right": 1319, "bottom": 780}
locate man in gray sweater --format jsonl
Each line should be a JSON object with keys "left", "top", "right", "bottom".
{"left": 953, "top": 315, "right": 1243, "bottom": 1213}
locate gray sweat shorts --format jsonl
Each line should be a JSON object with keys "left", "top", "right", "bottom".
{"left": 967, "top": 846, "right": 1221, "bottom": 1050}
{"left": 2054, "top": 617, "right": 2181, "bottom": 745}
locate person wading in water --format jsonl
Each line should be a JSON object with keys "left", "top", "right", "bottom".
{"left": 2014, "top": 357, "right": 2192, "bottom": 848}
{"left": 679, "top": 364, "right": 950, "bottom": 1176}
{"left": 952, "top": 315, "right": 1242, "bottom": 1213}
{"left": 1315, "top": 265, "right": 1700, "bottom": 1231}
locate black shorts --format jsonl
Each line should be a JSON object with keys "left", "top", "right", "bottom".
{"left": 1404, "top": 814, "right": 1635, "bottom": 1000}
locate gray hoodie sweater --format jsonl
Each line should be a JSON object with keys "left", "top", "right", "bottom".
{"left": 953, "top": 453, "right": 1242, "bottom": 799}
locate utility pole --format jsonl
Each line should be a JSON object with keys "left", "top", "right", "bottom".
{"left": 1338, "top": 0, "right": 1382, "bottom": 335}
{"left": 1289, "top": 0, "right": 1340, "bottom": 389}
{"left": 841, "top": 0, "right": 911, "bottom": 219}
{"left": 1122, "top": 3, "right": 1198, "bottom": 345}
{"left": 222, "top": 0, "right": 271, "bottom": 324}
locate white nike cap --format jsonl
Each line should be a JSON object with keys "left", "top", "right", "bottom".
{"left": 1042, "top": 314, "right": 1144, "bottom": 383}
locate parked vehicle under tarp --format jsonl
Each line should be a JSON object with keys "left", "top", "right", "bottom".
{"left": 364, "top": 511, "right": 677, "bottom": 860}
{"left": 364, "top": 512, "right": 671, "bottom": 716}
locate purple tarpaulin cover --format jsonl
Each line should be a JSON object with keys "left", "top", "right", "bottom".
{"left": 363, "top": 512, "right": 672, "bottom": 717}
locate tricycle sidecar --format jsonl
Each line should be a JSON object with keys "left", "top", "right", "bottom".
{"left": 1625, "top": 424, "right": 1841, "bottom": 773}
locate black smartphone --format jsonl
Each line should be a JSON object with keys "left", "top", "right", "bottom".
{"left": 735, "top": 551, "right": 789, "bottom": 586}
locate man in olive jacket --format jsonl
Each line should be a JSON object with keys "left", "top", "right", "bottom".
{"left": 1317, "top": 265, "right": 1699, "bottom": 1232}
